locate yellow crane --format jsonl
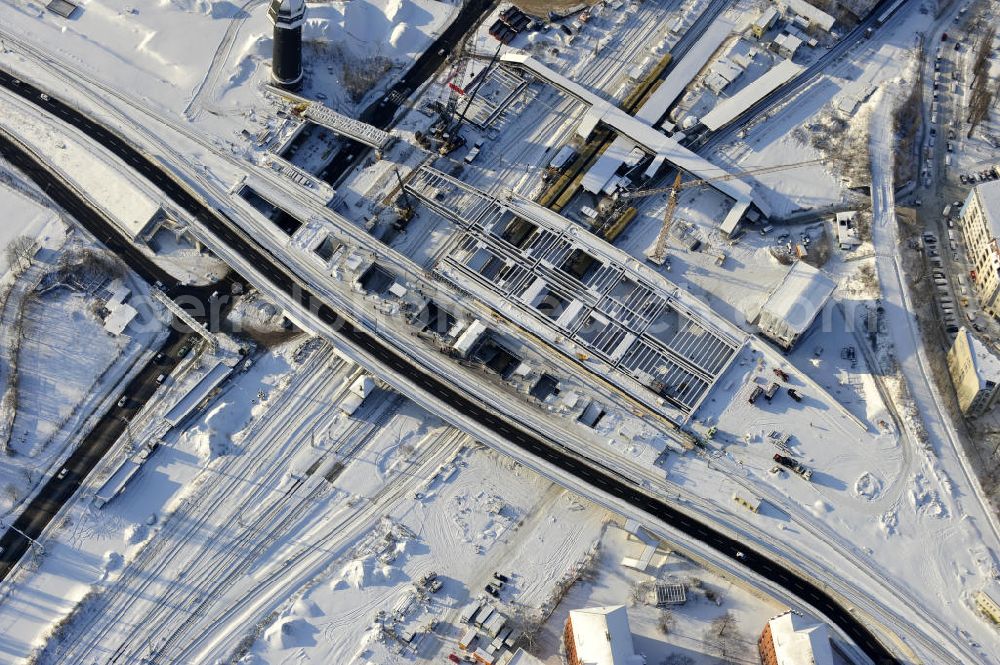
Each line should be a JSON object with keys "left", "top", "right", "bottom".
{"left": 623, "top": 158, "right": 826, "bottom": 266}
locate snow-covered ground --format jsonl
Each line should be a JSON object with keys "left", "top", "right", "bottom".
{"left": 247, "top": 445, "right": 608, "bottom": 664}
{"left": 0, "top": 170, "right": 170, "bottom": 521}
{"left": 0, "top": 338, "right": 347, "bottom": 661}
{"left": 2, "top": 0, "right": 1000, "bottom": 662}
{"left": 533, "top": 523, "right": 790, "bottom": 665}
{"left": 0, "top": 0, "right": 458, "bottom": 120}
{"left": 0, "top": 178, "right": 55, "bottom": 275}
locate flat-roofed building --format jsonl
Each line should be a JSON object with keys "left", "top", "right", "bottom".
{"left": 774, "top": 0, "right": 835, "bottom": 32}
{"left": 946, "top": 326, "right": 1000, "bottom": 417}
{"left": 752, "top": 6, "right": 780, "bottom": 38}
{"left": 975, "top": 579, "right": 1000, "bottom": 624}
{"left": 835, "top": 211, "right": 862, "bottom": 250}
{"left": 959, "top": 180, "right": 1000, "bottom": 317}
{"left": 756, "top": 262, "right": 835, "bottom": 350}
{"left": 504, "top": 649, "right": 544, "bottom": 665}
{"left": 758, "top": 611, "right": 834, "bottom": 665}
{"left": 564, "top": 605, "right": 644, "bottom": 665}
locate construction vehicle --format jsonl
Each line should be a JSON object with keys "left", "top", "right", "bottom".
{"left": 438, "top": 42, "right": 503, "bottom": 156}
{"left": 773, "top": 368, "right": 790, "bottom": 382}
{"left": 613, "top": 159, "right": 825, "bottom": 265}
{"left": 764, "top": 382, "right": 780, "bottom": 401}
{"left": 772, "top": 454, "right": 813, "bottom": 481}
{"left": 392, "top": 168, "right": 415, "bottom": 226}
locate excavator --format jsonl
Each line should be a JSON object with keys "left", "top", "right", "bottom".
{"left": 615, "top": 158, "right": 825, "bottom": 265}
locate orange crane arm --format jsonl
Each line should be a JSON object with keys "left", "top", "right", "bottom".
{"left": 647, "top": 172, "right": 682, "bottom": 265}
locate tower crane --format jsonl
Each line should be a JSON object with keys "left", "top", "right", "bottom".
{"left": 626, "top": 158, "right": 826, "bottom": 265}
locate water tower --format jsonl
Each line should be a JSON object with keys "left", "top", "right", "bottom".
{"left": 268, "top": 0, "right": 306, "bottom": 90}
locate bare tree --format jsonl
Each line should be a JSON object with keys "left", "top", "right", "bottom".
{"left": 658, "top": 609, "right": 676, "bottom": 635}
{"left": 5, "top": 235, "right": 35, "bottom": 272}
{"left": 703, "top": 611, "right": 746, "bottom": 663}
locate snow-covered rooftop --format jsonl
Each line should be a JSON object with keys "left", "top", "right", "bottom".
{"left": 499, "top": 52, "right": 770, "bottom": 216}
{"left": 634, "top": 12, "right": 737, "bottom": 125}
{"left": 582, "top": 136, "right": 638, "bottom": 194}
{"left": 767, "top": 611, "right": 834, "bottom": 665}
{"left": 758, "top": 262, "right": 836, "bottom": 341}
{"left": 568, "top": 605, "right": 642, "bottom": 665}
{"left": 701, "top": 59, "right": 804, "bottom": 132}
{"left": 507, "top": 649, "right": 545, "bottom": 665}
{"left": 775, "top": 0, "right": 835, "bottom": 31}
{"left": 971, "top": 179, "right": 1000, "bottom": 239}
{"left": 103, "top": 303, "right": 138, "bottom": 336}
{"left": 958, "top": 327, "right": 1000, "bottom": 390}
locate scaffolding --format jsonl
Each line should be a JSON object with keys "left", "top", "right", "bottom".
{"left": 406, "top": 166, "right": 743, "bottom": 418}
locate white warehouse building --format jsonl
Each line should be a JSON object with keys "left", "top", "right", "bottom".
{"left": 756, "top": 262, "right": 836, "bottom": 350}
{"left": 564, "top": 605, "right": 644, "bottom": 665}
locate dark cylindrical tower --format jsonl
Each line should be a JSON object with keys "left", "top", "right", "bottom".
{"left": 268, "top": 0, "right": 306, "bottom": 90}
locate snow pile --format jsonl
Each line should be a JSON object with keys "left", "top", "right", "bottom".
{"left": 853, "top": 472, "right": 883, "bottom": 502}
{"left": 291, "top": 598, "right": 321, "bottom": 618}
{"left": 335, "top": 556, "right": 402, "bottom": 589}
{"left": 226, "top": 292, "right": 288, "bottom": 334}
{"left": 388, "top": 22, "right": 421, "bottom": 51}
{"left": 303, "top": 0, "right": 456, "bottom": 61}
{"left": 185, "top": 401, "right": 236, "bottom": 461}
{"left": 263, "top": 616, "right": 315, "bottom": 650}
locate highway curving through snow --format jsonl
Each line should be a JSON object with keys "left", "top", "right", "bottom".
{"left": 0, "top": 68, "right": 902, "bottom": 664}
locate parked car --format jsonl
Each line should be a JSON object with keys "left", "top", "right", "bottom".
{"left": 57, "top": 468, "right": 68, "bottom": 479}
{"left": 493, "top": 572, "right": 509, "bottom": 583}
{"left": 117, "top": 395, "right": 128, "bottom": 408}
{"left": 485, "top": 583, "right": 500, "bottom": 598}
{"left": 787, "top": 388, "right": 802, "bottom": 403}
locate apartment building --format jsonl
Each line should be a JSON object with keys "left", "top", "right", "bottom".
{"left": 959, "top": 180, "right": 1000, "bottom": 316}
{"left": 946, "top": 327, "right": 1000, "bottom": 417}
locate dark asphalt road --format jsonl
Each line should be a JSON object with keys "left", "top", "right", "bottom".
{"left": 0, "top": 132, "right": 211, "bottom": 579}
{"left": 0, "top": 64, "right": 899, "bottom": 665}
{"left": 316, "top": 0, "right": 495, "bottom": 185}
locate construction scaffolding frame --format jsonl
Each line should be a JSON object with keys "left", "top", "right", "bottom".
{"left": 406, "top": 166, "right": 743, "bottom": 418}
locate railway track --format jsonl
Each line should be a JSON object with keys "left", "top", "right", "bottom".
{"left": 48, "top": 347, "right": 350, "bottom": 662}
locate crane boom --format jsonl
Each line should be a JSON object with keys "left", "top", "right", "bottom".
{"left": 624, "top": 158, "right": 825, "bottom": 201}
{"left": 647, "top": 172, "right": 682, "bottom": 265}
{"left": 641, "top": 158, "right": 824, "bottom": 266}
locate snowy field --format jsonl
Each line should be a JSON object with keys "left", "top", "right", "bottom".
{"left": 0, "top": 171, "right": 169, "bottom": 521}
{"left": 0, "top": 0, "right": 453, "bottom": 113}
{"left": 1, "top": 0, "right": 999, "bottom": 661}
{"left": 0, "top": 178, "right": 55, "bottom": 275}
{"left": 248, "top": 445, "right": 608, "bottom": 664}
{"left": 0, "top": 332, "right": 618, "bottom": 665}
